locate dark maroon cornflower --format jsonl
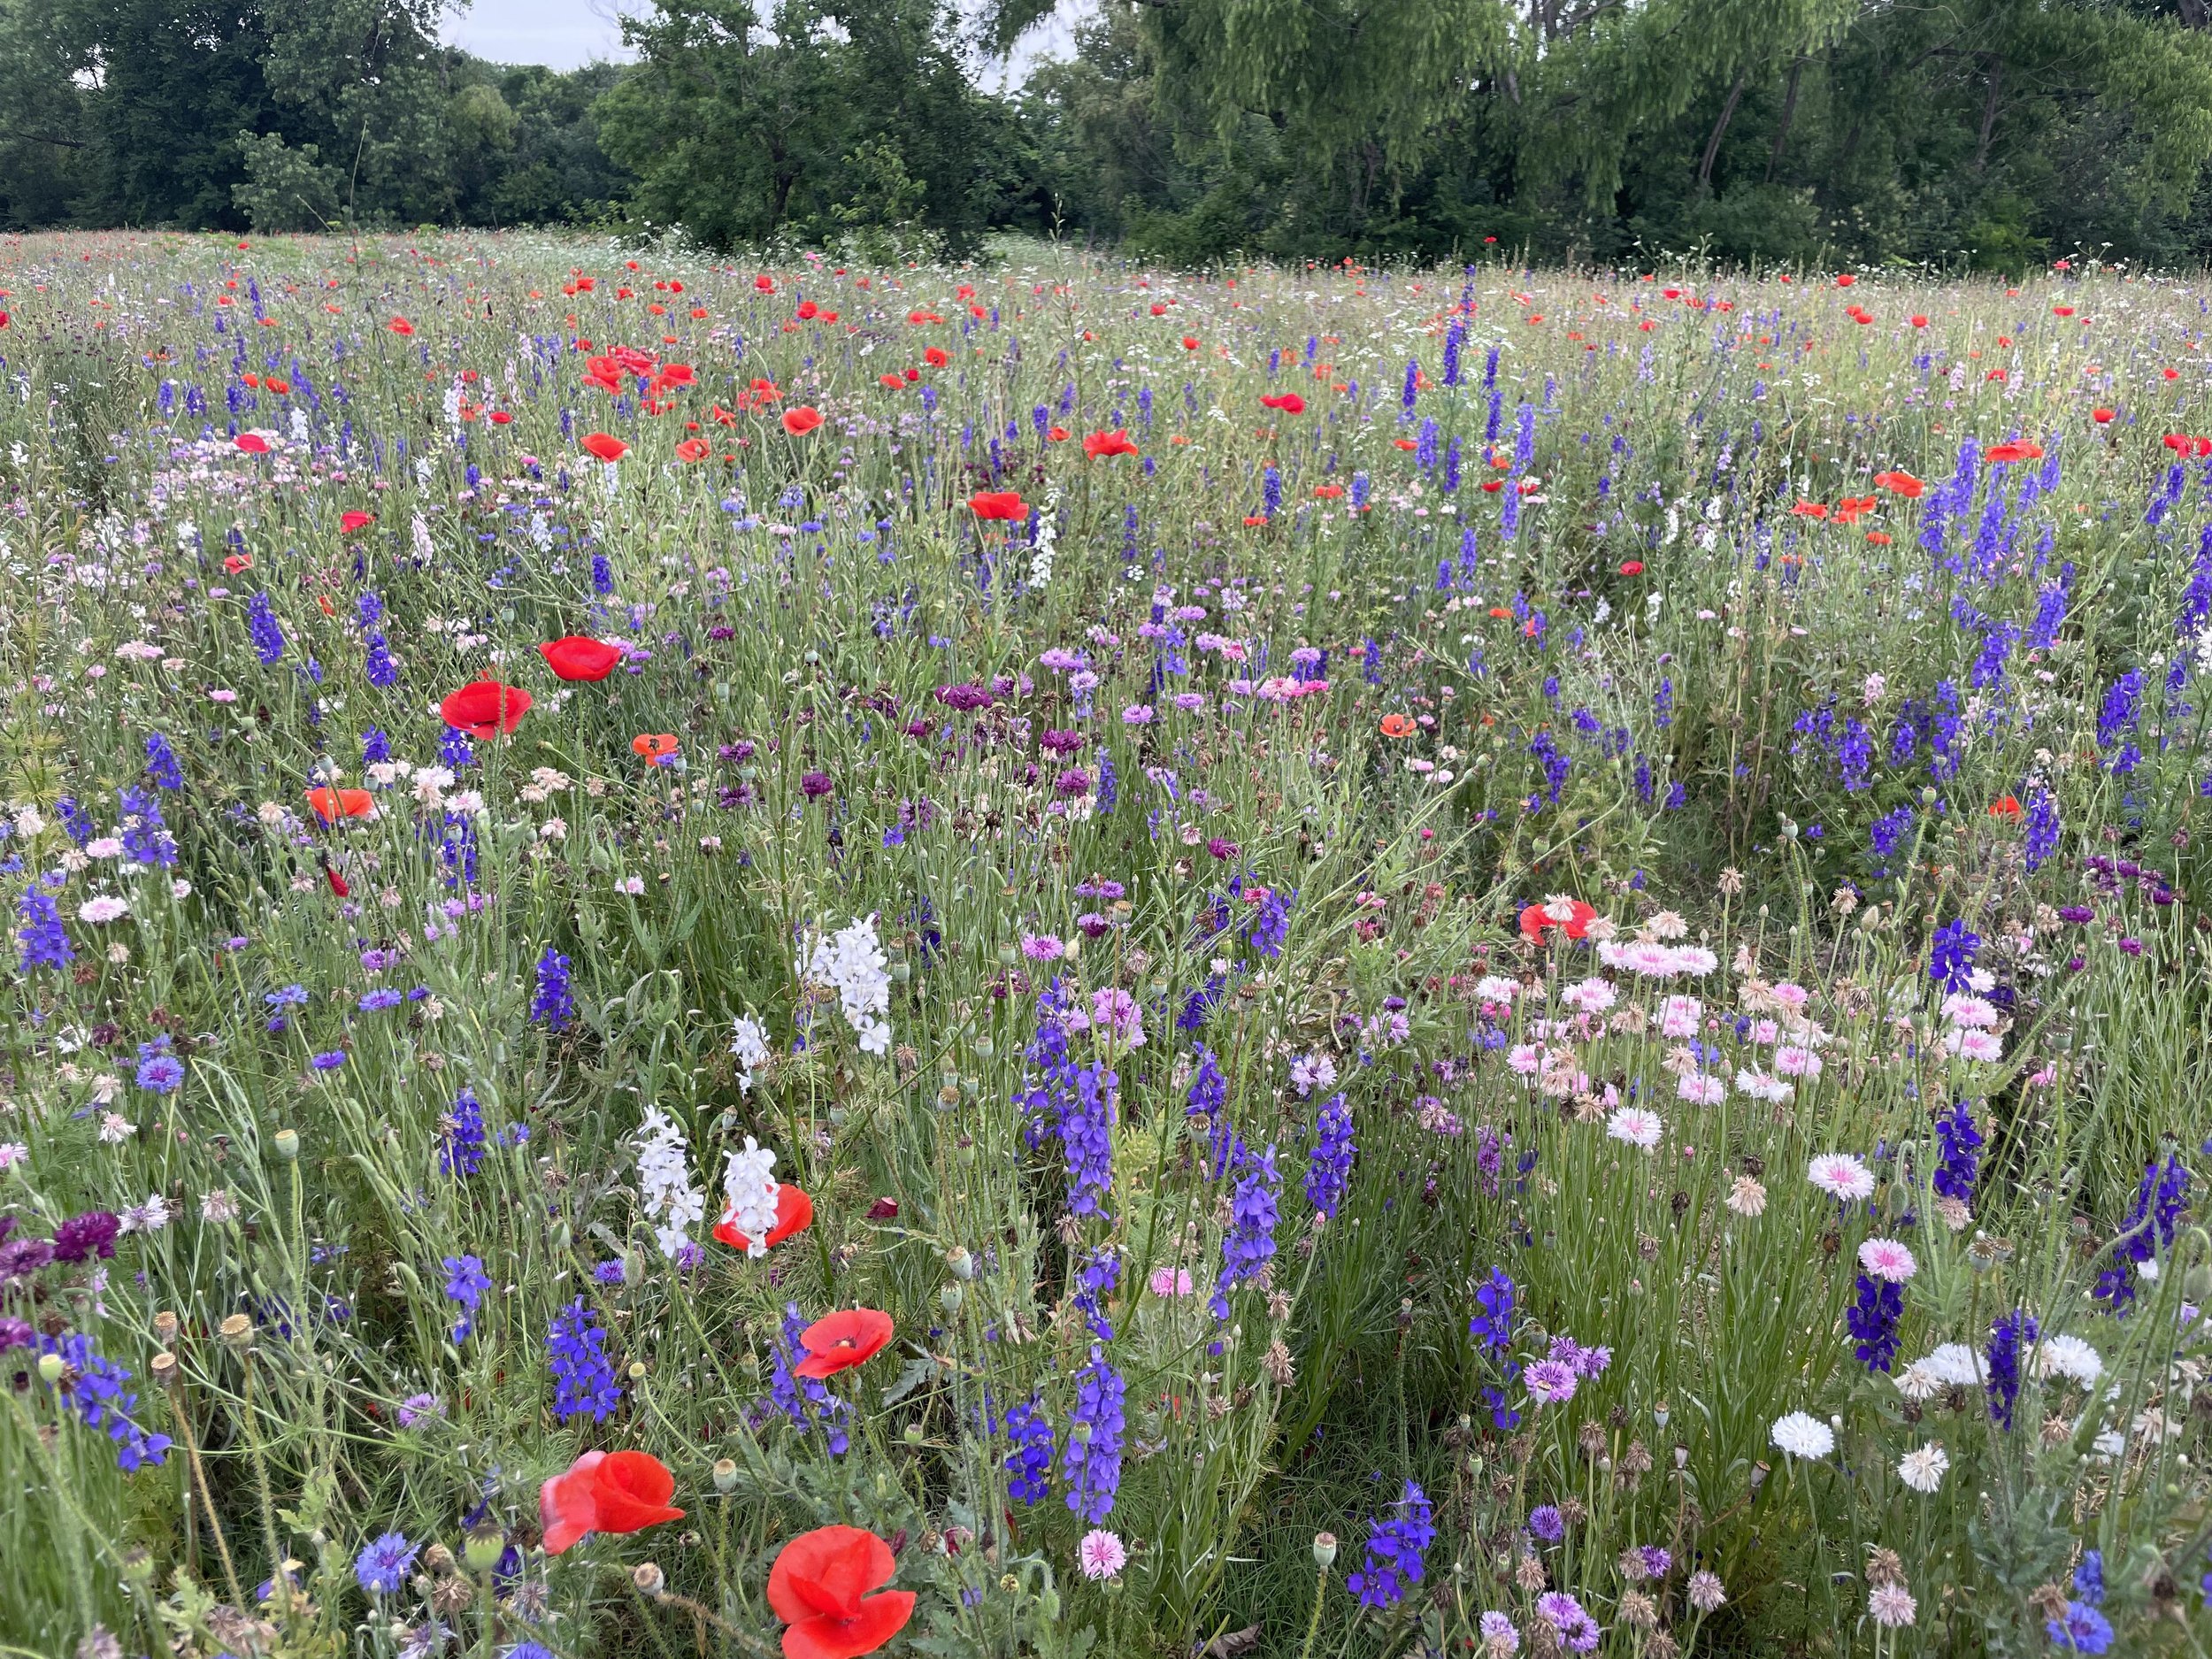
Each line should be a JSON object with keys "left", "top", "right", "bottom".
{"left": 1054, "top": 769, "right": 1092, "bottom": 796}
{"left": 52, "top": 1211, "right": 121, "bottom": 1263}
{"left": 1206, "top": 837, "right": 1240, "bottom": 861}
{"left": 934, "top": 684, "right": 994, "bottom": 711}
{"left": 1076, "top": 912, "right": 1111, "bottom": 938}
{"left": 903, "top": 718, "right": 932, "bottom": 738}
{"left": 718, "top": 741, "right": 756, "bottom": 763}
{"left": 801, "top": 771, "right": 834, "bottom": 800}
{"left": 2056, "top": 905, "right": 2094, "bottom": 924}
{"left": 706, "top": 625, "right": 736, "bottom": 641}
{"left": 1040, "top": 729, "right": 1085, "bottom": 754}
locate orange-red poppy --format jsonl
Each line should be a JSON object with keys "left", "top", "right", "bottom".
{"left": 1379, "top": 713, "right": 1416, "bottom": 739}
{"left": 1618, "top": 560, "right": 1645, "bottom": 575}
{"left": 675, "top": 438, "right": 710, "bottom": 462}
{"left": 714, "top": 1185, "right": 814, "bottom": 1254}
{"left": 1083, "top": 429, "right": 1139, "bottom": 459}
{"left": 1984, "top": 441, "right": 2044, "bottom": 465}
{"left": 580, "top": 432, "right": 629, "bottom": 463}
{"left": 923, "top": 346, "right": 949, "bottom": 368}
{"left": 340, "top": 511, "right": 375, "bottom": 533}
{"left": 305, "top": 787, "right": 373, "bottom": 823}
{"left": 2091, "top": 408, "right": 2115, "bottom": 425}
{"left": 540, "top": 1450, "right": 684, "bottom": 1555}
{"left": 1873, "top": 470, "right": 1924, "bottom": 499}
{"left": 782, "top": 406, "right": 824, "bottom": 436}
{"left": 539, "top": 636, "right": 624, "bottom": 682}
{"left": 439, "top": 680, "right": 532, "bottom": 740}
{"left": 387, "top": 317, "right": 414, "bottom": 336}
{"left": 1987, "top": 795, "right": 2022, "bottom": 818}
{"left": 1519, "top": 899, "right": 1598, "bottom": 943}
{"left": 768, "top": 1526, "right": 914, "bottom": 1659}
{"left": 632, "top": 733, "right": 679, "bottom": 759}
{"left": 968, "top": 490, "right": 1028, "bottom": 522}
{"left": 234, "top": 433, "right": 271, "bottom": 455}
{"left": 792, "top": 1309, "right": 894, "bottom": 1379}
{"left": 1259, "top": 392, "right": 1306, "bottom": 415}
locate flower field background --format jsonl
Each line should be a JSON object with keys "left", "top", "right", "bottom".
{"left": 3, "top": 233, "right": 2212, "bottom": 1659}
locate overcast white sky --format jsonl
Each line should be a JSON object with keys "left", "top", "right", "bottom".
{"left": 436, "top": 0, "right": 1083, "bottom": 85}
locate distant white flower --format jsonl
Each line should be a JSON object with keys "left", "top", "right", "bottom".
{"left": 84, "top": 837, "right": 124, "bottom": 859}
{"left": 1895, "top": 1442, "right": 1949, "bottom": 1494}
{"left": 1916, "top": 1344, "right": 1986, "bottom": 1387}
{"left": 718, "top": 1135, "right": 781, "bottom": 1259}
{"left": 1607, "top": 1106, "right": 1663, "bottom": 1148}
{"left": 1945, "top": 1027, "right": 2003, "bottom": 1064}
{"left": 798, "top": 915, "right": 893, "bottom": 1056}
{"left": 1808, "top": 1153, "right": 1875, "bottom": 1202}
{"left": 729, "top": 1016, "right": 772, "bottom": 1093}
{"left": 2037, "top": 1333, "right": 2104, "bottom": 1387}
{"left": 1857, "top": 1238, "right": 1917, "bottom": 1283}
{"left": 634, "top": 1107, "right": 705, "bottom": 1259}
{"left": 1725, "top": 1175, "right": 1768, "bottom": 1217}
{"left": 1077, "top": 1528, "right": 1127, "bottom": 1581}
{"left": 1770, "top": 1411, "right": 1834, "bottom": 1459}
{"left": 120, "top": 1194, "right": 171, "bottom": 1233}
{"left": 1734, "top": 1067, "right": 1793, "bottom": 1103}
{"left": 1474, "top": 975, "right": 1519, "bottom": 1003}
{"left": 97, "top": 1113, "right": 134, "bottom": 1144}
{"left": 200, "top": 1187, "right": 238, "bottom": 1224}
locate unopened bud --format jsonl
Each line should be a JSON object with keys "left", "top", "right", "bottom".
{"left": 632, "top": 1562, "right": 664, "bottom": 1596}
{"left": 463, "top": 1524, "right": 506, "bottom": 1574}
{"left": 1312, "top": 1532, "right": 1338, "bottom": 1570}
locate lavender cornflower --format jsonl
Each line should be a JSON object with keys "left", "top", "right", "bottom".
{"left": 546, "top": 1299, "right": 622, "bottom": 1423}
{"left": 355, "top": 1532, "right": 418, "bottom": 1596}
{"left": 1985, "top": 1309, "right": 2038, "bottom": 1430}
{"left": 531, "top": 948, "right": 575, "bottom": 1032}
{"left": 16, "top": 887, "right": 73, "bottom": 972}
{"left": 1210, "top": 1140, "right": 1279, "bottom": 1317}
{"left": 144, "top": 733, "right": 183, "bottom": 789}
{"left": 2094, "top": 1153, "right": 2191, "bottom": 1315}
{"left": 1059, "top": 1062, "right": 1118, "bottom": 1218}
{"left": 1004, "top": 1393, "right": 1056, "bottom": 1503}
{"left": 1305, "top": 1093, "right": 1356, "bottom": 1220}
{"left": 1346, "top": 1480, "right": 1435, "bottom": 1609}
{"left": 1061, "top": 1347, "right": 1126, "bottom": 1523}
{"left": 38, "top": 1333, "right": 173, "bottom": 1471}
{"left": 246, "top": 590, "right": 286, "bottom": 664}
{"left": 442, "top": 1254, "right": 490, "bottom": 1342}
{"left": 1534, "top": 1592, "right": 1601, "bottom": 1652}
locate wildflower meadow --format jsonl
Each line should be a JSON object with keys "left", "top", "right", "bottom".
{"left": 5, "top": 232, "right": 2212, "bottom": 1659}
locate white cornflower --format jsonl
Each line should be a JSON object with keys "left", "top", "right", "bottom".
{"left": 634, "top": 1107, "right": 706, "bottom": 1259}
{"left": 718, "top": 1136, "right": 780, "bottom": 1260}
{"left": 2037, "top": 1333, "right": 2104, "bottom": 1387}
{"left": 1770, "top": 1411, "right": 1834, "bottom": 1459}
{"left": 1916, "top": 1344, "right": 1986, "bottom": 1387}
{"left": 1725, "top": 1175, "right": 1768, "bottom": 1217}
{"left": 729, "top": 1016, "right": 772, "bottom": 1093}
{"left": 1677, "top": 1071, "right": 1727, "bottom": 1106}
{"left": 97, "top": 1113, "right": 134, "bottom": 1144}
{"left": 120, "top": 1194, "right": 171, "bottom": 1233}
{"left": 1868, "top": 1582, "right": 1916, "bottom": 1628}
{"left": 1895, "top": 1442, "right": 1949, "bottom": 1494}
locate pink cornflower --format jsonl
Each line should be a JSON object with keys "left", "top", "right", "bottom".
{"left": 1808, "top": 1153, "right": 1875, "bottom": 1202}
{"left": 1078, "top": 1529, "right": 1127, "bottom": 1581}
{"left": 1857, "top": 1238, "right": 1917, "bottom": 1283}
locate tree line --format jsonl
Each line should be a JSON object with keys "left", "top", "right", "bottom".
{"left": 6, "top": 0, "right": 2212, "bottom": 272}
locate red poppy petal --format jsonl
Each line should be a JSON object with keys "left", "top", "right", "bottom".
{"left": 783, "top": 1593, "right": 917, "bottom": 1659}
{"left": 769, "top": 1528, "right": 893, "bottom": 1623}
{"left": 540, "top": 1452, "right": 606, "bottom": 1555}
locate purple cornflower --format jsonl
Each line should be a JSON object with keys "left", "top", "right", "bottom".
{"left": 1210, "top": 1140, "right": 1279, "bottom": 1318}
{"left": 1346, "top": 1480, "right": 1435, "bottom": 1609}
{"left": 1929, "top": 918, "right": 1980, "bottom": 991}
{"left": 531, "top": 948, "right": 575, "bottom": 1032}
{"left": 800, "top": 770, "right": 834, "bottom": 800}
{"left": 2094, "top": 1153, "right": 2191, "bottom": 1314}
{"left": 51, "top": 1212, "right": 120, "bottom": 1264}
{"left": 546, "top": 1299, "right": 622, "bottom": 1423}
{"left": 1534, "top": 1592, "right": 1601, "bottom": 1652}
{"left": 1004, "top": 1393, "right": 1055, "bottom": 1504}
{"left": 1985, "top": 1309, "right": 2038, "bottom": 1430}
{"left": 135, "top": 1038, "right": 184, "bottom": 1094}
{"left": 354, "top": 1532, "right": 418, "bottom": 1596}
{"left": 1305, "top": 1093, "right": 1356, "bottom": 1219}
{"left": 2047, "top": 1602, "right": 2115, "bottom": 1653}
{"left": 1061, "top": 1347, "right": 1126, "bottom": 1523}
{"left": 442, "top": 1254, "right": 490, "bottom": 1342}
{"left": 309, "top": 1050, "right": 347, "bottom": 1071}
{"left": 1527, "top": 1504, "right": 1565, "bottom": 1544}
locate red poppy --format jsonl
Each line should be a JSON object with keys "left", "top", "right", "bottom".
{"left": 340, "top": 511, "right": 375, "bottom": 533}
{"left": 539, "top": 636, "right": 624, "bottom": 682}
{"left": 1791, "top": 501, "right": 1828, "bottom": 519}
{"left": 782, "top": 406, "right": 824, "bottom": 436}
{"left": 1873, "top": 470, "right": 1924, "bottom": 499}
{"left": 0, "top": 313, "right": 9, "bottom": 329}
{"left": 1312, "top": 484, "right": 1344, "bottom": 499}
{"left": 439, "top": 680, "right": 532, "bottom": 740}
{"left": 796, "top": 300, "right": 819, "bottom": 321}
{"left": 581, "top": 432, "right": 629, "bottom": 463}
{"left": 675, "top": 438, "right": 710, "bottom": 463}
{"left": 1046, "top": 426, "right": 1071, "bottom": 442}
{"left": 304, "top": 787, "right": 373, "bottom": 822}
{"left": 1984, "top": 441, "right": 2043, "bottom": 465}
{"left": 540, "top": 1449, "right": 685, "bottom": 1555}
{"left": 923, "top": 346, "right": 949, "bottom": 368}
{"left": 1909, "top": 315, "right": 1929, "bottom": 328}
{"left": 1519, "top": 899, "right": 1598, "bottom": 943}
{"left": 968, "top": 490, "right": 1028, "bottom": 521}
{"left": 1083, "top": 429, "right": 1139, "bottom": 459}
{"left": 1987, "top": 795, "right": 2022, "bottom": 818}
{"left": 632, "top": 732, "right": 679, "bottom": 759}
{"left": 324, "top": 864, "right": 349, "bottom": 898}
{"left": 1259, "top": 392, "right": 1307, "bottom": 415}
{"left": 1835, "top": 273, "right": 1856, "bottom": 288}
{"left": 756, "top": 274, "right": 777, "bottom": 293}
{"left": 1379, "top": 713, "right": 1416, "bottom": 738}
{"left": 234, "top": 433, "right": 271, "bottom": 455}
{"left": 714, "top": 1184, "right": 814, "bottom": 1253}
{"left": 792, "top": 1309, "right": 894, "bottom": 1379}
{"left": 2091, "top": 408, "right": 2115, "bottom": 425}
{"left": 769, "top": 1526, "right": 914, "bottom": 1659}
{"left": 2162, "top": 433, "right": 2212, "bottom": 457}
{"left": 1618, "top": 560, "right": 1645, "bottom": 576}
{"left": 879, "top": 373, "right": 904, "bottom": 389}
{"left": 224, "top": 553, "right": 253, "bottom": 574}
{"left": 387, "top": 317, "right": 414, "bottom": 336}
{"left": 1181, "top": 335, "right": 1200, "bottom": 350}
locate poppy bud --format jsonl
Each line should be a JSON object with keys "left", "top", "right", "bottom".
{"left": 945, "top": 1247, "right": 975, "bottom": 1280}
{"left": 632, "top": 1562, "right": 665, "bottom": 1596}
{"left": 464, "top": 1524, "right": 506, "bottom": 1574}
{"left": 940, "top": 1285, "right": 964, "bottom": 1314}
{"left": 902, "top": 1422, "right": 926, "bottom": 1445}
{"left": 38, "top": 1352, "right": 65, "bottom": 1383}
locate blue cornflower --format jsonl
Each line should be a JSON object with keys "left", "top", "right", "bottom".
{"left": 2047, "top": 1601, "right": 2114, "bottom": 1653}
{"left": 358, "top": 989, "right": 403, "bottom": 1011}
{"left": 309, "top": 1050, "right": 347, "bottom": 1071}
{"left": 546, "top": 1299, "right": 622, "bottom": 1423}
{"left": 2074, "top": 1549, "right": 2104, "bottom": 1607}
{"left": 354, "top": 1531, "right": 418, "bottom": 1597}
{"left": 37, "top": 1332, "right": 173, "bottom": 1471}
{"left": 1929, "top": 918, "right": 1980, "bottom": 991}
{"left": 135, "top": 1038, "right": 184, "bottom": 1094}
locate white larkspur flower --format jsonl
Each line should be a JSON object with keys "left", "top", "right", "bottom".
{"left": 634, "top": 1106, "right": 706, "bottom": 1259}
{"left": 1807, "top": 1153, "right": 1875, "bottom": 1202}
{"left": 1856, "top": 1238, "right": 1917, "bottom": 1283}
{"left": 718, "top": 1135, "right": 780, "bottom": 1261}
{"left": 1895, "top": 1442, "right": 1949, "bottom": 1494}
{"left": 798, "top": 914, "right": 894, "bottom": 1056}
{"left": 1770, "top": 1411, "right": 1834, "bottom": 1459}
{"left": 729, "top": 1015, "right": 772, "bottom": 1094}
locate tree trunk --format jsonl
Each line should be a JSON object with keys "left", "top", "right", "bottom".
{"left": 1973, "top": 55, "right": 2002, "bottom": 170}
{"left": 1696, "top": 74, "right": 1747, "bottom": 191}
{"left": 1765, "top": 58, "right": 1804, "bottom": 182}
